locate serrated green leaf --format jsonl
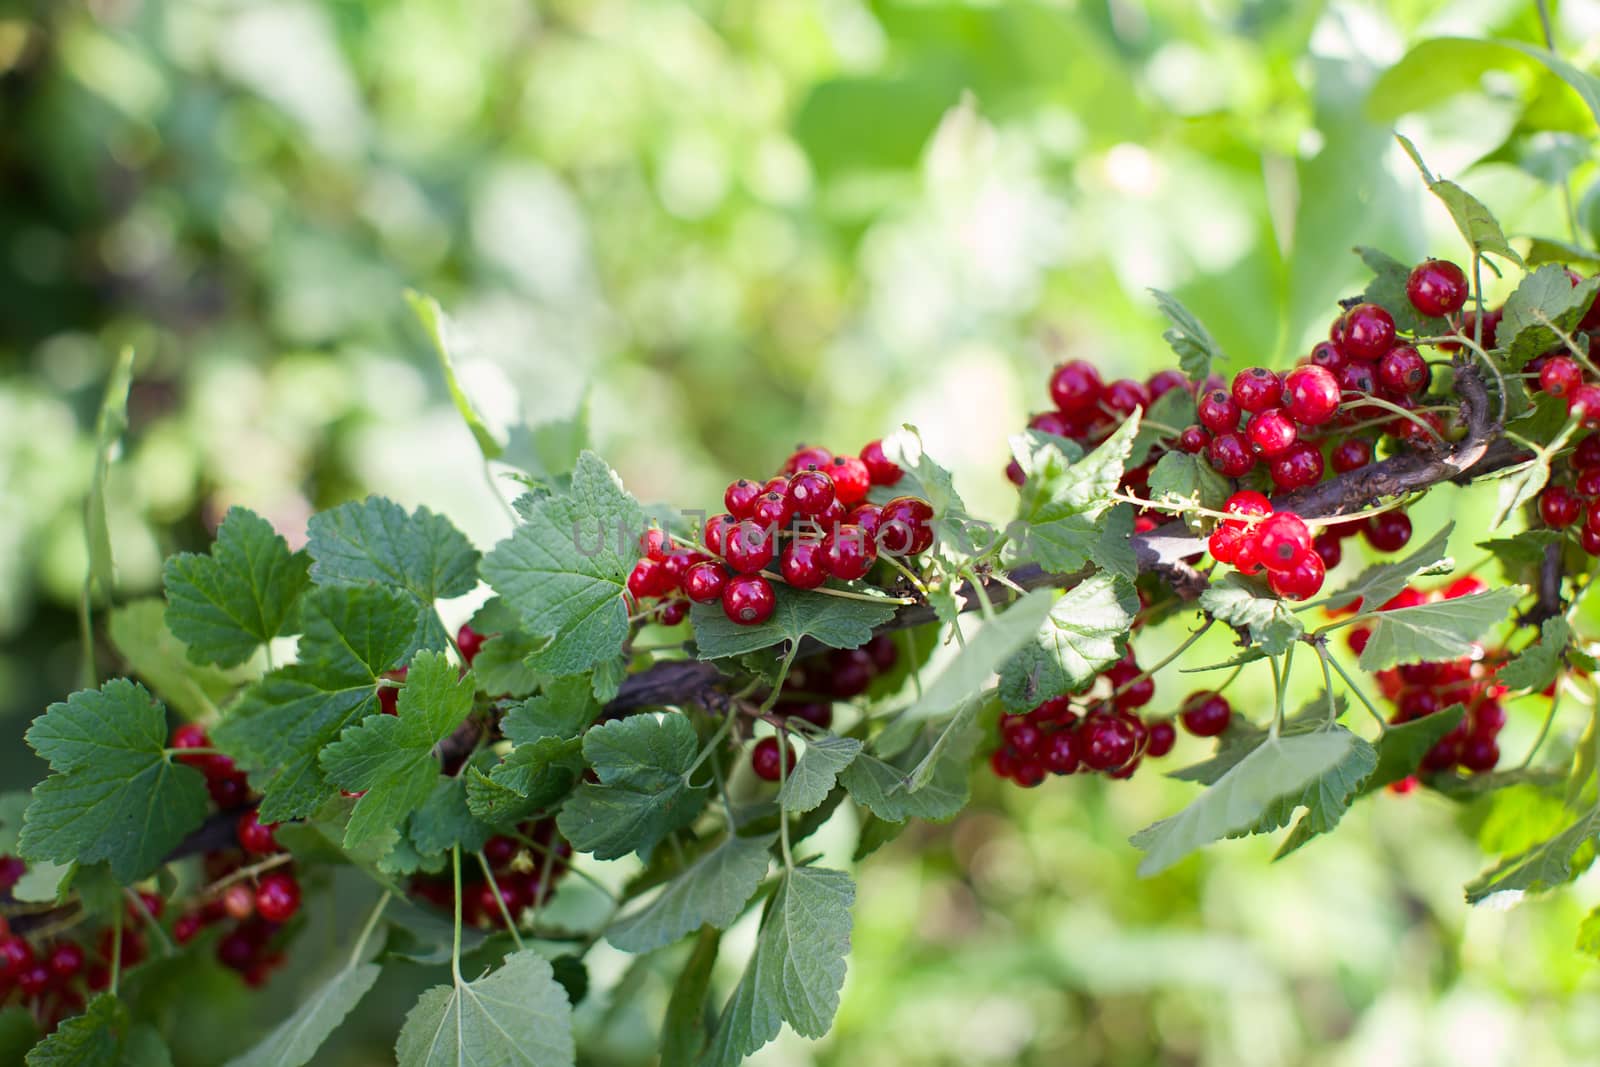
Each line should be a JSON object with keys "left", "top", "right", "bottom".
{"left": 1355, "top": 246, "right": 1451, "bottom": 336}
{"left": 1150, "top": 289, "right": 1225, "bottom": 383}
{"left": 409, "top": 767, "right": 496, "bottom": 858}
{"left": 556, "top": 714, "right": 707, "bottom": 860}
{"left": 320, "top": 651, "right": 476, "bottom": 849}
{"left": 465, "top": 737, "right": 586, "bottom": 824}
{"left": 1464, "top": 806, "right": 1600, "bottom": 905}
{"left": 1198, "top": 574, "right": 1304, "bottom": 655}
{"left": 1145, "top": 451, "right": 1229, "bottom": 534}
{"left": 1396, "top": 134, "right": 1523, "bottom": 267}
{"left": 689, "top": 585, "right": 900, "bottom": 660}
{"left": 406, "top": 290, "right": 503, "bottom": 461}
{"left": 502, "top": 676, "right": 601, "bottom": 745}
{"left": 839, "top": 734, "right": 972, "bottom": 824}
{"left": 306, "top": 497, "right": 479, "bottom": 627}
{"left": 215, "top": 584, "right": 425, "bottom": 822}
{"left": 878, "top": 426, "right": 980, "bottom": 560}
{"left": 662, "top": 928, "right": 719, "bottom": 1067}
{"left": 225, "top": 962, "right": 381, "bottom": 1067}
{"left": 396, "top": 949, "right": 574, "bottom": 1067}
{"left": 1497, "top": 263, "right": 1600, "bottom": 368}
{"left": 1131, "top": 729, "right": 1357, "bottom": 876}
{"left": 481, "top": 451, "right": 645, "bottom": 676}
{"left": 108, "top": 599, "right": 254, "bottom": 720}
{"left": 998, "top": 574, "right": 1138, "bottom": 713}
{"left": 1357, "top": 587, "right": 1523, "bottom": 671}
{"left": 1501, "top": 616, "right": 1572, "bottom": 693}
{"left": 1526, "top": 236, "right": 1600, "bottom": 271}
{"left": 1369, "top": 704, "right": 1466, "bottom": 792}
{"left": 778, "top": 736, "right": 862, "bottom": 814}
{"left": 19, "top": 680, "right": 208, "bottom": 883}
{"left": 1261, "top": 730, "right": 1377, "bottom": 853}
{"left": 163, "top": 507, "right": 312, "bottom": 668}
{"left": 701, "top": 867, "right": 854, "bottom": 1066}
{"left": 1478, "top": 529, "right": 1565, "bottom": 569}
{"left": 1320, "top": 523, "right": 1453, "bottom": 613}
{"left": 1012, "top": 416, "right": 1140, "bottom": 578}
{"left": 24, "top": 994, "right": 133, "bottom": 1067}
{"left": 1128, "top": 388, "right": 1197, "bottom": 467}
{"left": 606, "top": 833, "right": 775, "bottom": 953}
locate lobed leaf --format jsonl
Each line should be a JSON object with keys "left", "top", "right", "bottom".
{"left": 1357, "top": 587, "right": 1523, "bottom": 671}
{"left": 396, "top": 950, "right": 574, "bottom": 1067}
{"left": 998, "top": 574, "right": 1138, "bottom": 713}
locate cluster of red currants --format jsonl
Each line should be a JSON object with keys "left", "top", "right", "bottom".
{"left": 1535, "top": 435, "right": 1600, "bottom": 554}
{"left": 988, "top": 649, "right": 1191, "bottom": 787}
{"left": 1342, "top": 577, "right": 1505, "bottom": 780}
{"left": 749, "top": 636, "right": 900, "bottom": 779}
{"left": 172, "top": 807, "right": 300, "bottom": 986}
{"left": 1005, "top": 363, "right": 1191, "bottom": 488}
{"left": 1205, "top": 490, "right": 1331, "bottom": 600}
{"left": 408, "top": 819, "right": 571, "bottom": 928}
{"left": 626, "top": 441, "right": 934, "bottom": 627}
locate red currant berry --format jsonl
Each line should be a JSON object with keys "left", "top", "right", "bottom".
{"left": 1197, "top": 388, "right": 1241, "bottom": 433}
{"left": 1105, "top": 378, "right": 1151, "bottom": 416}
{"left": 170, "top": 723, "right": 210, "bottom": 765}
{"left": 1246, "top": 407, "right": 1298, "bottom": 457}
{"left": 878, "top": 496, "right": 935, "bottom": 556}
{"left": 1042, "top": 731, "right": 1080, "bottom": 775}
{"left": 1177, "top": 425, "right": 1211, "bottom": 454}
{"left": 846, "top": 503, "right": 883, "bottom": 540}
{"left": 1140, "top": 719, "right": 1174, "bottom": 759}
{"left": 1308, "top": 340, "right": 1346, "bottom": 371}
{"left": 724, "top": 479, "right": 762, "bottom": 519}
{"left": 47, "top": 943, "right": 84, "bottom": 980}
{"left": 223, "top": 883, "right": 256, "bottom": 920}
{"left": 255, "top": 872, "right": 301, "bottom": 923}
{"left": 1472, "top": 700, "right": 1506, "bottom": 735}
{"left": 1267, "top": 549, "right": 1325, "bottom": 600}
{"left": 723, "top": 521, "right": 775, "bottom": 574}
{"left": 483, "top": 835, "right": 518, "bottom": 868}
{"left": 750, "top": 491, "right": 794, "bottom": 529}
{"left": 1364, "top": 511, "right": 1413, "bottom": 552}
{"left": 722, "top": 574, "right": 776, "bottom": 625}
{"left": 1232, "top": 368, "right": 1283, "bottom": 413}
{"left": 1312, "top": 533, "right": 1341, "bottom": 569}
{"left": 1207, "top": 431, "right": 1255, "bottom": 477}
{"left": 1577, "top": 469, "right": 1600, "bottom": 498}
{"left": 639, "top": 528, "right": 670, "bottom": 562}
{"left": 989, "top": 748, "right": 1020, "bottom": 779}
{"left": 1147, "top": 369, "right": 1189, "bottom": 398}
{"left": 786, "top": 468, "right": 836, "bottom": 518}
{"left": 1443, "top": 575, "right": 1487, "bottom": 600}
{"left": 1001, "top": 717, "right": 1044, "bottom": 758}
{"left": 1406, "top": 258, "right": 1469, "bottom": 317}
{"left": 1179, "top": 692, "right": 1231, "bottom": 737}
{"left": 1223, "top": 490, "right": 1273, "bottom": 522}
{"left": 1282, "top": 365, "right": 1340, "bottom": 426}
{"left": 1255, "top": 512, "right": 1312, "bottom": 572}
{"left": 1341, "top": 303, "right": 1396, "bottom": 361}
{"left": 684, "top": 561, "right": 729, "bottom": 603}
{"left": 1107, "top": 663, "right": 1155, "bottom": 710}
{"left": 237, "top": 810, "right": 279, "bottom": 854}
{"left": 17, "top": 962, "right": 51, "bottom": 998}
{"left": 208, "top": 774, "right": 249, "bottom": 809}
{"left": 1459, "top": 735, "right": 1499, "bottom": 773}
{"left": 1337, "top": 360, "right": 1378, "bottom": 402}
{"left": 627, "top": 558, "right": 672, "bottom": 600}
{"left": 1581, "top": 526, "right": 1600, "bottom": 555}
{"left": 1572, "top": 384, "right": 1600, "bottom": 428}
{"left": 783, "top": 446, "right": 833, "bottom": 476}
{"left": 750, "top": 736, "right": 793, "bottom": 782}
{"left": 1347, "top": 626, "right": 1371, "bottom": 655}
{"left": 1540, "top": 485, "right": 1581, "bottom": 528}
{"left": 859, "top": 440, "right": 903, "bottom": 486}
{"left": 1540, "top": 356, "right": 1584, "bottom": 398}
{"left": 1330, "top": 437, "right": 1372, "bottom": 473}
{"left": 1079, "top": 716, "right": 1136, "bottom": 771}
{"left": 1050, "top": 359, "right": 1104, "bottom": 414}
{"left": 779, "top": 540, "right": 827, "bottom": 589}
{"left": 657, "top": 599, "right": 688, "bottom": 626}
{"left": 703, "top": 513, "right": 735, "bottom": 556}
{"left": 823, "top": 525, "right": 876, "bottom": 581}
{"left": 1029, "top": 411, "right": 1073, "bottom": 437}
{"left": 1376, "top": 346, "right": 1428, "bottom": 396}
{"left": 1268, "top": 442, "right": 1324, "bottom": 490}
{"left": 826, "top": 456, "right": 871, "bottom": 505}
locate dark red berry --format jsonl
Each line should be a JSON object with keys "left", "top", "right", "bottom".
{"left": 1282, "top": 365, "right": 1340, "bottom": 426}
{"left": 722, "top": 575, "right": 776, "bottom": 626}
{"left": 1313, "top": 533, "right": 1341, "bottom": 569}
{"left": 657, "top": 599, "right": 688, "bottom": 626}
{"left": 823, "top": 525, "right": 875, "bottom": 581}
{"left": 1197, "top": 389, "right": 1241, "bottom": 433}
{"left": 1541, "top": 485, "right": 1582, "bottom": 528}
{"left": 627, "top": 558, "right": 672, "bottom": 599}
{"left": 1540, "top": 356, "right": 1583, "bottom": 398}
{"left": 724, "top": 521, "right": 775, "bottom": 574}
{"left": 1406, "top": 259, "right": 1469, "bottom": 317}
{"left": 1146, "top": 720, "right": 1177, "bottom": 758}
{"left": 484, "top": 835, "right": 518, "bottom": 868}
{"left": 1180, "top": 692, "right": 1231, "bottom": 737}
{"left": 1207, "top": 431, "right": 1255, "bottom": 477}
{"left": 255, "top": 872, "right": 301, "bottom": 923}
{"left": 1330, "top": 437, "right": 1372, "bottom": 473}
{"left": 1177, "top": 425, "right": 1211, "bottom": 454}
{"left": 1246, "top": 408, "right": 1297, "bottom": 457}
{"left": 1105, "top": 378, "right": 1151, "bottom": 416}
{"left": 1042, "top": 731, "right": 1080, "bottom": 775}
{"left": 1001, "top": 717, "right": 1044, "bottom": 758}
{"left": 1573, "top": 385, "right": 1600, "bottom": 428}
{"left": 1308, "top": 341, "right": 1346, "bottom": 371}
{"left": 1232, "top": 368, "right": 1282, "bottom": 413}
{"left": 1459, "top": 735, "right": 1499, "bottom": 773}
{"left": 1341, "top": 303, "right": 1396, "bottom": 361}
{"left": 1268, "top": 442, "right": 1324, "bottom": 490}
{"left": 724, "top": 480, "right": 762, "bottom": 519}
{"left": 783, "top": 446, "right": 833, "bottom": 476}
{"left": 1050, "top": 360, "right": 1104, "bottom": 414}
{"left": 1079, "top": 716, "right": 1136, "bottom": 771}
{"left": 786, "top": 468, "right": 836, "bottom": 518}
{"left": 859, "top": 440, "right": 903, "bottom": 486}
{"left": 47, "top": 943, "right": 84, "bottom": 980}
{"left": 750, "top": 736, "right": 793, "bottom": 782}
{"left": 780, "top": 540, "right": 828, "bottom": 589}
{"left": 455, "top": 624, "right": 487, "bottom": 667}
{"left": 1147, "top": 369, "right": 1189, "bottom": 398}
{"left": 750, "top": 491, "right": 794, "bottom": 529}
{"left": 1376, "top": 346, "right": 1428, "bottom": 396}
{"left": 170, "top": 724, "right": 210, "bottom": 764}
{"left": 877, "top": 497, "right": 935, "bottom": 556}
{"left": 237, "top": 810, "right": 279, "bottom": 854}
{"left": 1364, "top": 511, "right": 1412, "bottom": 552}
{"left": 684, "top": 561, "right": 729, "bottom": 603}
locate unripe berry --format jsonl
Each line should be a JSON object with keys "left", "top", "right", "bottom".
{"left": 1405, "top": 258, "right": 1469, "bottom": 317}
{"left": 1341, "top": 303, "right": 1397, "bottom": 361}
{"left": 722, "top": 575, "right": 776, "bottom": 626}
{"left": 1282, "top": 365, "right": 1340, "bottom": 426}
{"left": 1231, "top": 368, "right": 1282, "bottom": 413}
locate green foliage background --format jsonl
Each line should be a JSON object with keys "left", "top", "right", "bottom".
{"left": 4, "top": 0, "right": 1600, "bottom": 1062}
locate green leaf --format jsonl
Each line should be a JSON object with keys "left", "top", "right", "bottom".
{"left": 1526, "top": 236, "right": 1600, "bottom": 271}
{"left": 396, "top": 949, "right": 574, "bottom": 1067}
{"left": 661, "top": 928, "right": 719, "bottom": 1067}
{"left": 1464, "top": 806, "right": 1600, "bottom": 905}
{"left": 84, "top": 348, "right": 133, "bottom": 620}
{"left": 1198, "top": 574, "right": 1304, "bottom": 655}
{"left": 878, "top": 426, "right": 979, "bottom": 559}
{"left": 108, "top": 598, "right": 254, "bottom": 720}
{"left": 702, "top": 867, "right": 854, "bottom": 1066}
{"left": 1497, "top": 264, "right": 1600, "bottom": 368}
{"left": 23, "top": 994, "right": 144, "bottom": 1067}
{"left": 606, "top": 833, "right": 775, "bottom": 953}
{"left": 1144, "top": 451, "right": 1229, "bottom": 534}
{"left": 225, "top": 962, "right": 381, "bottom": 1067}
{"left": 465, "top": 737, "right": 586, "bottom": 824}
{"left": 1012, "top": 415, "right": 1140, "bottom": 578}
{"left": 839, "top": 735, "right": 972, "bottom": 824}
{"left": 1395, "top": 134, "right": 1523, "bottom": 266}
{"left": 1355, "top": 246, "right": 1450, "bottom": 337}
{"left": 556, "top": 714, "right": 708, "bottom": 860}
{"left": 306, "top": 495, "right": 479, "bottom": 606}
{"left": 999, "top": 574, "right": 1138, "bottom": 713}
{"left": 689, "top": 586, "right": 900, "bottom": 660}
{"left": 1578, "top": 906, "right": 1600, "bottom": 958}
{"left": 481, "top": 451, "right": 645, "bottom": 676}
{"left": 1131, "top": 729, "right": 1358, "bottom": 876}
{"left": 406, "top": 290, "right": 503, "bottom": 460}
{"left": 1478, "top": 529, "right": 1565, "bottom": 569}
{"left": 410, "top": 767, "right": 497, "bottom": 857}
{"left": 163, "top": 507, "right": 312, "bottom": 668}
{"left": 215, "top": 585, "right": 423, "bottom": 823}
{"left": 502, "top": 676, "right": 599, "bottom": 745}
{"left": 0, "top": 1008, "right": 38, "bottom": 1067}
{"left": 1500, "top": 616, "right": 1572, "bottom": 693}
{"left": 1357, "top": 587, "right": 1524, "bottom": 671}
{"left": 1320, "top": 523, "right": 1453, "bottom": 613}
{"left": 1129, "top": 388, "right": 1197, "bottom": 467}
{"left": 778, "top": 736, "right": 862, "bottom": 814}
{"left": 1151, "top": 288, "right": 1225, "bottom": 383}
{"left": 320, "top": 651, "right": 476, "bottom": 849}
{"left": 1257, "top": 730, "right": 1376, "bottom": 847}
{"left": 19, "top": 680, "right": 207, "bottom": 883}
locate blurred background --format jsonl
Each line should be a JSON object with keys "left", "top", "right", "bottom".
{"left": 5, "top": 0, "right": 1600, "bottom": 1063}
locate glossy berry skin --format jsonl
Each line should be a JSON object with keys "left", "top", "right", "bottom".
{"left": 1308, "top": 341, "right": 1346, "bottom": 371}
{"left": 1079, "top": 716, "right": 1136, "bottom": 771}
{"left": 1406, "top": 258, "right": 1469, "bottom": 316}
{"left": 255, "top": 872, "right": 301, "bottom": 923}
{"left": 1002, "top": 717, "right": 1043, "bottom": 758}
{"left": 1177, "top": 425, "right": 1211, "bottom": 454}
{"left": 1341, "top": 303, "right": 1397, "bottom": 361}
{"left": 237, "top": 810, "right": 279, "bottom": 854}
{"left": 170, "top": 723, "right": 210, "bottom": 764}
{"left": 1337, "top": 360, "right": 1378, "bottom": 402}
{"left": 1540, "top": 356, "right": 1583, "bottom": 398}
{"left": 48, "top": 943, "right": 84, "bottom": 980}
{"left": 1330, "top": 437, "right": 1372, "bottom": 473}
{"left": 1255, "top": 512, "right": 1312, "bottom": 572}
{"left": 722, "top": 575, "right": 776, "bottom": 625}
{"left": 1540, "top": 486, "right": 1582, "bottom": 528}
{"left": 750, "top": 491, "right": 794, "bottom": 530}
{"left": 17, "top": 963, "right": 50, "bottom": 998}
{"left": 1104, "top": 378, "right": 1151, "bottom": 416}
{"left": 1042, "top": 731, "right": 1080, "bottom": 775}
{"left": 827, "top": 456, "right": 872, "bottom": 505}
{"left": 1207, "top": 431, "right": 1255, "bottom": 477}
{"left": 1223, "top": 490, "right": 1273, "bottom": 524}
{"left": 1572, "top": 385, "right": 1600, "bottom": 428}
{"left": 684, "top": 561, "right": 729, "bottom": 603}
{"left": 1579, "top": 469, "right": 1600, "bottom": 497}
{"left": 824, "top": 525, "right": 875, "bottom": 581}
{"left": 1050, "top": 359, "right": 1104, "bottom": 413}
{"left": 703, "top": 513, "right": 735, "bottom": 556}
{"left": 1146, "top": 720, "right": 1177, "bottom": 758}
{"left": 628, "top": 558, "right": 672, "bottom": 599}
{"left": 1376, "top": 346, "right": 1428, "bottom": 396}
{"left": 750, "top": 737, "right": 793, "bottom": 782}
{"left": 1459, "top": 735, "right": 1500, "bottom": 773}
{"left": 1030, "top": 410, "right": 1073, "bottom": 437}
{"left": 859, "top": 440, "right": 903, "bottom": 486}
{"left": 1231, "top": 368, "right": 1282, "bottom": 413}
{"left": 779, "top": 540, "right": 827, "bottom": 589}
{"left": 724, "top": 479, "right": 762, "bottom": 519}
{"left": 1147, "top": 369, "right": 1189, "bottom": 398}
{"left": 846, "top": 503, "right": 883, "bottom": 541}
{"left": 1269, "top": 443, "right": 1324, "bottom": 490}
{"left": 1180, "top": 692, "right": 1232, "bottom": 737}
{"left": 723, "top": 521, "right": 775, "bottom": 574}
{"left": 640, "top": 527, "right": 670, "bottom": 561}
{"left": 786, "top": 468, "right": 836, "bottom": 517}
{"left": 783, "top": 447, "right": 833, "bottom": 476}
{"left": 1282, "top": 365, "right": 1340, "bottom": 426}
{"left": 1364, "top": 511, "right": 1413, "bottom": 552}
{"left": 878, "top": 497, "right": 935, "bottom": 556}
{"left": 657, "top": 599, "right": 689, "bottom": 626}
{"left": 1197, "top": 389, "right": 1241, "bottom": 433}
{"left": 1246, "top": 408, "right": 1297, "bottom": 457}
{"left": 1267, "top": 550, "right": 1325, "bottom": 600}
{"left": 1583, "top": 526, "right": 1600, "bottom": 555}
